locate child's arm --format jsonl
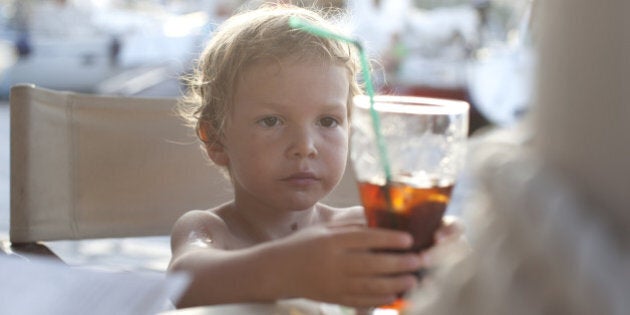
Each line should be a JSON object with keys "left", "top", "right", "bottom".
{"left": 168, "top": 210, "right": 423, "bottom": 308}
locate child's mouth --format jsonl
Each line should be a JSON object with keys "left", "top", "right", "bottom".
{"left": 282, "top": 172, "right": 320, "bottom": 186}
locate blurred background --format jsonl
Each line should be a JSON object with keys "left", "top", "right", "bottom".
{"left": 0, "top": 0, "right": 534, "bottom": 127}
{"left": 0, "top": 0, "right": 533, "bottom": 271}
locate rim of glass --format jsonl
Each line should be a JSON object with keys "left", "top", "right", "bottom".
{"left": 353, "top": 95, "right": 469, "bottom": 115}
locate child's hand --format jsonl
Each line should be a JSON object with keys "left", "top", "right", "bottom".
{"left": 270, "top": 225, "right": 422, "bottom": 308}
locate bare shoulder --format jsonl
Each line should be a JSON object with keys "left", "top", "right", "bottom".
{"left": 172, "top": 208, "right": 226, "bottom": 235}
{"left": 170, "top": 204, "right": 231, "bottom": 254}
{"left": 316, "top": 203, "right": 366, "bottom": 226}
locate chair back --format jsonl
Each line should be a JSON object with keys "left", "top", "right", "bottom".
{"left": 9, "top": 85, "right": 360, "bottom": 243}
{"left": 10, "top": 85, "right": 232, "bottom": 242}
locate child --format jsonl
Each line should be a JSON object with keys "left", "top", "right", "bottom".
{"left": 169, "top": 3, "right": 461, "bottom": 309}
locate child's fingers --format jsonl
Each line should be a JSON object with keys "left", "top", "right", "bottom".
{"left": 343, "top": 251, "right": 422, "bottom": 276}
{"left": 335, "top": 227, "right": 413, "bottom": 251}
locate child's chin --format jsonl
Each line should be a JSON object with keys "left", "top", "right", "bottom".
{"left": 283, "top": 195, "right": 323, "bottom": 211}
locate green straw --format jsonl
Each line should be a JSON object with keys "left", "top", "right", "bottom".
{"left": 289, "top": 17, "right": 399, "bottom": 232}
{"left": 288, "top": 16, "right": 393, "bottom": 183}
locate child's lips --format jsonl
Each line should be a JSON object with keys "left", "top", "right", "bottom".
{"left": 281, "top": 172, "right": 320, "bottom": 185}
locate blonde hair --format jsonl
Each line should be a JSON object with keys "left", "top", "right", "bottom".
{"left": 179, "top": 3, "right": 362, "bottom": 146}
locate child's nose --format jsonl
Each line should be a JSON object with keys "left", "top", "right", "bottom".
{"left": 287, "top": 126, "right": 318, "bottom": 159}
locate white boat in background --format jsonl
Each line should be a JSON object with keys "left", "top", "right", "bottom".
{"left": 4, "top": 35, "right": 116, "bottom": 93}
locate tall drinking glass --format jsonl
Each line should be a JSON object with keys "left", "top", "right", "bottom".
{"left": 350, "top": 95, "right": 468, "bottom": 312}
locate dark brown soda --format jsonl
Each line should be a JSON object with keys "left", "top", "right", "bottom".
{"left": 358, "top": 181, "right": 454, "bottom": 252}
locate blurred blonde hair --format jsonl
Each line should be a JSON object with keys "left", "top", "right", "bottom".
{"left": 179, "top": 3, "right": 362, "bottom": 147}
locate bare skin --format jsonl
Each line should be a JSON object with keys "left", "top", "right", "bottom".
{"left": 170, "top": 203, "right": 430, "bottom": 308}
{"left": 169, "top": 59, "right": 463, "bottom": 309}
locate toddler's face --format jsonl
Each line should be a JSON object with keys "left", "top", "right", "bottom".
{"left": 219, "top": 59, "right": 350, "bottom": 211}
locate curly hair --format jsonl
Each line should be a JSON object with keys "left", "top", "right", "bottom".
{"left": 178, "top": 3, "right": 362, "bottom": 149}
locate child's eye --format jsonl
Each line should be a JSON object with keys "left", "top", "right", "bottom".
{"left": 318, "top": 116, "right": 340, "bottom": 128}
{"left": 257, "top": 116, "right": 281, "bottom": 127}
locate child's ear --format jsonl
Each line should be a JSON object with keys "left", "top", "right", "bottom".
{"left": 206, "top": 141, "right": 229, "bottom": 167}
{"left": 199, "top": 122, "right": 229, "bottom": 167}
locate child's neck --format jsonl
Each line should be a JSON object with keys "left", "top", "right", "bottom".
{"left": 228, "top": 201, "right": 321, "bottom": 243}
